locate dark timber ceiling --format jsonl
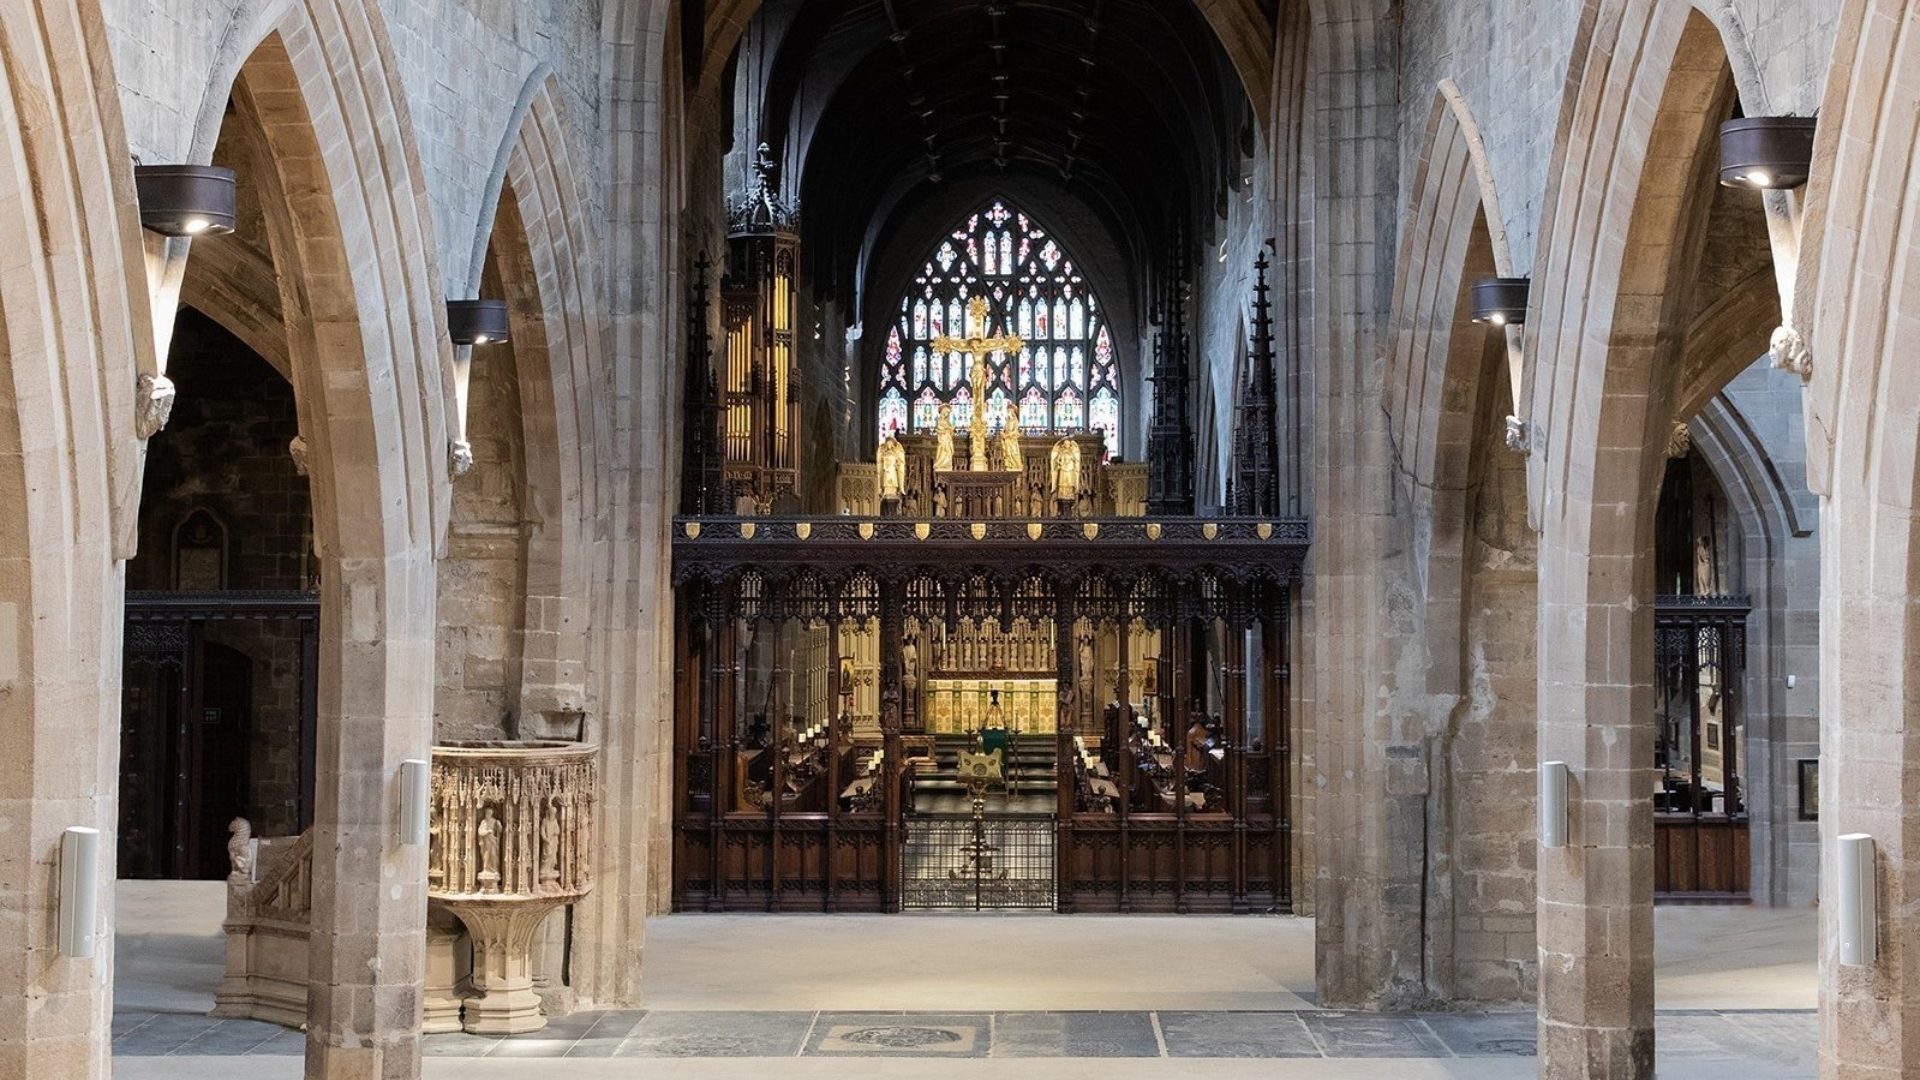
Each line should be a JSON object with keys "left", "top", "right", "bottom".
{"left": 740, "top": 0, "right": 1256, "bottom": 306}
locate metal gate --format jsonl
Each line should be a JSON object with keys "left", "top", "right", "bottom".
{"left": 900, "top": 813, "right": 1055, "bottom": 911}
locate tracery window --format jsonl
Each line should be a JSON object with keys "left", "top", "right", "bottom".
{"left": 878, "top": 198, "right": 1121, "bottom": 457}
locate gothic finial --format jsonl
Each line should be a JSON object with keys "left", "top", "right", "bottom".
{"left": 730, "top": 143, "right": 798, "bottom": 234}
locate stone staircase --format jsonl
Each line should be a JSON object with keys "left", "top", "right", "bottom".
{"left": 909, "top": 733, "right": 1058, "bottom": 815}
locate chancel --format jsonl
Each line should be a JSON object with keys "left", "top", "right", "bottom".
{"left": 668, "top": 5, "right": 1309, "bottom": 909}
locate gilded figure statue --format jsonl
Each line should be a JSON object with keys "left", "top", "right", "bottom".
{"left": 1049, "top": 436, "right": 1082, "bottom": 502}
{"left": 998, "top": 425, "right": 1024, "bottom": 472}
{"left": 877, "top": 434, "right": 907, "bottom": 499}
{"left": 933, "top": 403, "right": 956, "bottom": 471}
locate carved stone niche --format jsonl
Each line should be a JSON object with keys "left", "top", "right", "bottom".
{"left": 429, "top": 740, "right": 597, "bottom": 1035}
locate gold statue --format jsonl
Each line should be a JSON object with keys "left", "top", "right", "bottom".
{"left": 933, "top": 403, "right": 956, "bottom": 472}
{"left": 933, "top": 296, "right": 1023, "bottom": 471}
{"left": 998, "top": 425, "right": 1024, "bottom": 473}
{"left": 877, "top": 434, "right": 907, "bottom": 499}
{"left": 1049, "top": 436, "right": 1082, "bottom": 503}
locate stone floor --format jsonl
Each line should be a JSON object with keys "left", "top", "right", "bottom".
{"left": 109, "top": 881, "right": 1818, "bottom": 1079}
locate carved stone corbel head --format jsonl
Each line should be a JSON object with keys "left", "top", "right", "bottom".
{"left": 135, "top": 373, "right": 176, "bottom": 439}
{"left": 1769, "top": 324, "right": 1812, "bottom": 382}
{"left": 450, "top": 438, "right": 474, "bottom": 477}
{"left": 1503, "top": 414, "right": 1530, "bottom": 454}
{"left": 288, "top": 434, "right": 310, "bottom": 477}
{"left": 1665, "top": 421, "right": 1692, "bottom": 460}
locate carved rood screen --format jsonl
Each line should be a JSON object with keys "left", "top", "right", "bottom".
{"left": 669, "top": 515, "right": 1307, "bottom": 914}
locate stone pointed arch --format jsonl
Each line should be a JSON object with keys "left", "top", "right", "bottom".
{"left": 1384, "top": 82, "right": 1516, "bottom": 506}
{"left": 1791, "top": 0, "right": 1920, "bottom": 1073}
{"left": 0, "top": 0, "right": 154, "bottom": 1074}
{"left": 221, "top": 0, "right": 454, "bottom": 1069}
{"left": 464, "top": 68, "right": 609, "bottom": 734}
{"left": 1378, "top": 80, "right": 1538, "bottom": 1007}
{"left": 1521, "top": 4, "right": 1739, "bottom": 1074}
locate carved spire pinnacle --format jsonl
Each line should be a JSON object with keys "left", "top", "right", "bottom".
{"left": 1232, "top": 247, "right": 1281, "bottom": 516}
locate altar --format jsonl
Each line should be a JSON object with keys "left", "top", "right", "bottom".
{"left": 924, "top": 677, "right": 1057, "bottom": 736}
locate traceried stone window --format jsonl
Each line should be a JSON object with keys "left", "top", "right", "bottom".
{"left": 877, "top": 198, "right": 1120, "bottom": 457}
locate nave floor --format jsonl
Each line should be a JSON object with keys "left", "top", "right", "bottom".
{"left": 111, "top": 882, "right": 1816, "bottom": 1079}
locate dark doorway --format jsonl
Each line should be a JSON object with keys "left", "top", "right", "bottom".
{"left": 119, "top": 308, "right": 319, "bottom": 880}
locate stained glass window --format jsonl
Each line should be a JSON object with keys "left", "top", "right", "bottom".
{"left": 878, "top": 197, "right": 1121, "bottom": 457}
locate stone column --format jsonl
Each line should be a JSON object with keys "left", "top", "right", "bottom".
{"left": 306, "top": 556, "right": 436, "bottom": 1078}
{"left": 1534, "top": 502, "right": 1657, "bottom": 1080}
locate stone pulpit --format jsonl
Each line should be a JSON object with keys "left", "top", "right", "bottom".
{"left": 429, "top": 740, "right": 597, "bottom": 1034}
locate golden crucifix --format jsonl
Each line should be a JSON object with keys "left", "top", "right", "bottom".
{"left": 933, "top": 296, "right": 1025, "bottom": 470}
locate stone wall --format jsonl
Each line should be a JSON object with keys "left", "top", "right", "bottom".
{"left": 436, "top": 290, "right": 531, "bottom": 743}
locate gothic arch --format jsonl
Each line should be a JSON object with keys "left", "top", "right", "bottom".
{"left": 1521, "top": 4, "right": 1739, "bottom": 1073}
{"left": 0, "top": 0, "right": 153, "bottom": 1073}
{"left": 1670, "top": 265, "right": 1779, "bottom": 420}
{"left": 219, "top": 0, "right": 452, "bottom": 1067}
{"left": 1379, "top": 81, "right": 1538, "bottom": 1006}
{"left": 1384, "top": 84, "right": 1517, "bottom": 512}
{"left": 464, "top": 69, "right": 609, "bottom": 733}
{"left": 1791, "top": 0, "right": 1920, "bottom": 1071}
{"left": 1684, "top": 389, "right": 1818, "bottom": 908}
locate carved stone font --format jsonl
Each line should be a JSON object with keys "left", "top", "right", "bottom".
{"left": 430, "top": 740, "right": 598, "bottom": 1035}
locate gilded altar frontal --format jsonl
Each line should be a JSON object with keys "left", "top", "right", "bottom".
{"left": 11, "top": 0, "right": 1903, "bottom": 1075}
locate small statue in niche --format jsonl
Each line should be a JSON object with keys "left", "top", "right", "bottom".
{"left": 476, "top": 806, "right": 502, "bottom": 892}
{"left": 933, "top": 485, "right": 949, "bottom": 518}
{"left": 515, "top": 798, "right": 535, "bottom": 891}
{"left": 877, "top": 434, "right": 907, "bottom": 501}
{"left": 539, "top": 797, "right": 562, "bottom": 888}
{"left": 226, "top": 818, "right": 254, "bottom": 885}
{"left": 428, "top": 815, "right": 445, "bottom": 889}
{"left": 934, "top": 404, "right": 957, "bottom": 471}
{"left": 902, "top": 638, "right": 919, "bottom": 693}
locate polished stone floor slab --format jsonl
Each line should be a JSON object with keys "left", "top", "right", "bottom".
{"left": 1302, "top": 1012, "right": 1452, "bottom": 1057}
{"left": 990, "top": 1010, "right": 1162, "bottom": 1057}
{"left": 614, "top": 1009, "right": 815, "bottom": 1057}
{"left": 1423, "top": 1010, "right": 1536, "bottom": 1055}
{"left": 1156, "top": 1010, "right": 1321, "bottom": 1057}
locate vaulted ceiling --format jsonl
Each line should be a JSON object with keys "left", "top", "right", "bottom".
{"left": 731, "top": 0, "right": 1260, "bottom": 309}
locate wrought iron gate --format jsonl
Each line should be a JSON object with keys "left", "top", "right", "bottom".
{"left": 900, "top": 813, "right": 1055, "bottom": 911}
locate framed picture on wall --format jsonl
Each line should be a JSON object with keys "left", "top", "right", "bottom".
{"left": 1798, "top": 758, "right": 1819, "bottom": 821}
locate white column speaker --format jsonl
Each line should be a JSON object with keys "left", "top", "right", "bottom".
{"left": 1539, "top": 761, "right": 1569, "bottom": 849}
{"left": 59, "top": 826, "right": 101, "bottom": 958}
